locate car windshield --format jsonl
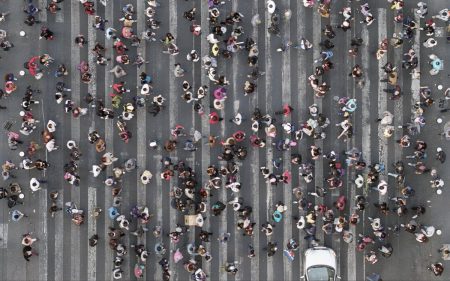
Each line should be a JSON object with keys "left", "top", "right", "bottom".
{"left": 307, "top": 265, "right": 335, "bottom": 281}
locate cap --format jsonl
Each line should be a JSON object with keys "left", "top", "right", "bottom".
{"left": 19, "top": 111, "right": 25, "bottom": 116}
{"left": 437, "top": 147, "right": 442, "bottom": 152}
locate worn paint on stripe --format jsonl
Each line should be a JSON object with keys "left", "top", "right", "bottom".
{"left": 154, "top": 155, "right": 163, "bottom": 281}
{"left": 281, "top": 0, "right": 293, "bottom": 280}
{"left": 229, "top": 0, "right": 246, "bottom": 279}
{"left": 412, "top": 11, "right": 421, "bottom": 111}
{"left": 70, "top": 1, "right": 81, "bottom": 281}
{"left": 342, "top": 11, "right": 355, "bottom": 280}
{"left": 200, "top": 0, "right": 212, "bottom": 276}
{"left": 55, "top": 12, "right": 64, "bottom": 23}
{"left": 38, "top": 0, "right": 47, "bottom": 23}
{"left": 264, "top": 2, "right": 274, "bottom": 281}
{"left": 168, "top": 0, "right": 180, "bottom": 279}
{"left": 355, "top": 26, "right": 372, "bottom": 281}
{"left": 55, "top": 191, "right": 64, "bottom": 281}
{"left": 393, "top": 9, "right": 404, "bottom": 164}
{"left": 0, "top": 224, "right": 7, "bottom": 248}
{"left": 38, "top": 189, "right": 48, "bottom": 281}
{"left": 88, "top": 187, "right": 97, "bottom": 281}
{"left": 296, "top": 2, "right": 307, "bottom": 276}
{"left": 312, "top": 2, "right": 324, "bottom": 244}
{"left": 103, "top": 1, "right": 114, "bottom": 279}
{"left": 136, "top": 0, "right": 148, "bottom": 258}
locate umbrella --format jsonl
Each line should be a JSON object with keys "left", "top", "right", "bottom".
{"left": 282, "top": 170, "right": 292, "bottom": 182}
{"left": 122, "top": 27, "right": 133, "bottom": 38}
{"left": 283, "top": 250, "right": 295, "bottom": 262}
{"left": 108, "top": 207, "right": 119, "bottom": 219}
{"left": 27, "top": 56, "right": 39, "bottom": 76}
{"left": 134, "top": 264, "right": 144, "bottom": 279}
{"left": 273, "top": 210, "right": 283, "bottom": 222}
{"left": 213, "top": 87, "right": 226, "bottom": 100}
{"left": 432, "top": 58, "right": 443, "bottom": 70}
{"left": 173, "top": 248, "right": 183, "bottom": 263}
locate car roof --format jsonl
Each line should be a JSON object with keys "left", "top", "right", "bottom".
{"left": 304, "top": 247, "right": 337, "bottom": 270}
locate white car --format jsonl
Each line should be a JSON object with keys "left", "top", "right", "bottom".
{"left": 302, "top": 247, "right": 339, "bottom": 281}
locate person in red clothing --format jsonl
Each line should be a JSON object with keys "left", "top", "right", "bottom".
{"left": 209, "top": 112, "right": 223, "bottom": 124}
{"left": 275, "top": 104, "right": 294, "bottom": 116}
{"left": 232, "top": 130, "right": 245, "bottom": 142}
{"left": 111, "top": 82, "right": 130, "bottom": 96}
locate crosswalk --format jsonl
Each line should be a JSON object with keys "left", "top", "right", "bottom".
{"left": 0, "top": 0, "right": 432, "bottom": 280}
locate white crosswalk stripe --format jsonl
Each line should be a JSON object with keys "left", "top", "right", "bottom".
{"left": 357, "top": 25, "right": 372, "bottom": 281}
{"left": 0, "top": 224, "right": 7, "bottom": 249}
{"left": 264, "top": 1, "right": 275, "bottom": 279}
{"left": 38, "top": 0, "right": 47, "bottom": 23}
{"left": 280, "top": 0, "right": 293, "bottom": 280}
{"left": 250, "top": 1, "right": 261, "bottom": 280}
{"left": 199, "top": 0, "right": 212, "bottom": 278}
{"left": 312, "top": 3, "right": 325, "bottom": 247}
{"left": 54, "top": 191, "right": 64, "bottom": 281}
{"left": 87, "top": 187, "right": 97, "bottom": 281}
{"left": 69, "top": 1, "right": 81, "bottom": 280}
{"left": 377, "top": 8, "right": 388, "bottom": 204}
{"left": 103, "top": 1, "right": 115, "bottom": 280}
{"left": 86, "top": 8, "right": 98, "bottom": 281}
{"left": 412, "top": 11, "right": 421, "bottom": 111}
{"left": 167, "top": 0, "right": 180, "bottom": 280}
{"left": 296, "top": 2, "right": 307, "bottom": 277}
{"left": 230, "top": 0, "right": 244, "bottom": 279}
{"left": 38, "top": 189, "right": 48, "bottom": 281}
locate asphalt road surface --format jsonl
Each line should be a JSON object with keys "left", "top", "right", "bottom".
{"left": 0, "top": 0, "right": 449, "bottom": 281}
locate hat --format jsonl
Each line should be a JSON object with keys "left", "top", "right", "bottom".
{"left": 437, "top": 147, "right": 442, "bottom": 152}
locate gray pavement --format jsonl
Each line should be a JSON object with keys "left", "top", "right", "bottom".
{"left": 0, "top": 0, "right": 449, "bottom": 281}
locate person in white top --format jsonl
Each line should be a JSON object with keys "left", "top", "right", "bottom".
{"left": 29, "top": 177, "right": 45, "bottom": 192}
{"left": 91, "top": 165, "right": 102, "bottom": 177}
{"left": 375, "top": 180, "right": 388, "bottom": 196}
{"left": 140, "top": 170, "right": 152, "bottom": 185}
{"left": 47, "top": 120, "right": 56, "bottom": 132}
{"left": 46, "top": 139, "right": 58, "bottom": 152}
{"left": 66, "top": 140, "right": 77, "bottom": 150}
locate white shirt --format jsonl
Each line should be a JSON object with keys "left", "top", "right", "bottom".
{"left": 30, "top": 178, "right": 40, "bottom": 191}
{"left": 46, "top": 139, "right": 58, "bottom": 152}
{"left": 47, "top": 120, "right": 56, "bottom": 132}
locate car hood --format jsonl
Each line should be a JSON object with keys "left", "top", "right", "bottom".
{"left": 304, "top": 247, "right": 337, "bottom": 270}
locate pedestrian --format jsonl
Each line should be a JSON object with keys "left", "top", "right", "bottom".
{"left": 428, "top": 263, "right": 444, "bottom": 276}
{"left": 23, "top": 246, "right": 38, "bottom": 261}
{"left": 89, "top": 234, "right": 99, "bottom": 247}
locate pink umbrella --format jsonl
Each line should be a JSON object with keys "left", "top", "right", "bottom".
{"left": 173, "top": 248, "right": 183, "bottom": 263}
{"left": 122, "top": 27, "right": 133, "bottom": 38}
{"left": 213, "top": 87, "right": 227, "bottom": 100}
{"left": 282, "top": 170, "right": 292, "bottom": 183}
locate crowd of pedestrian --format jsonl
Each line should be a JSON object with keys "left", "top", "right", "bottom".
{"left": 0, "top": 0, "right": 449, "bottom": 280}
